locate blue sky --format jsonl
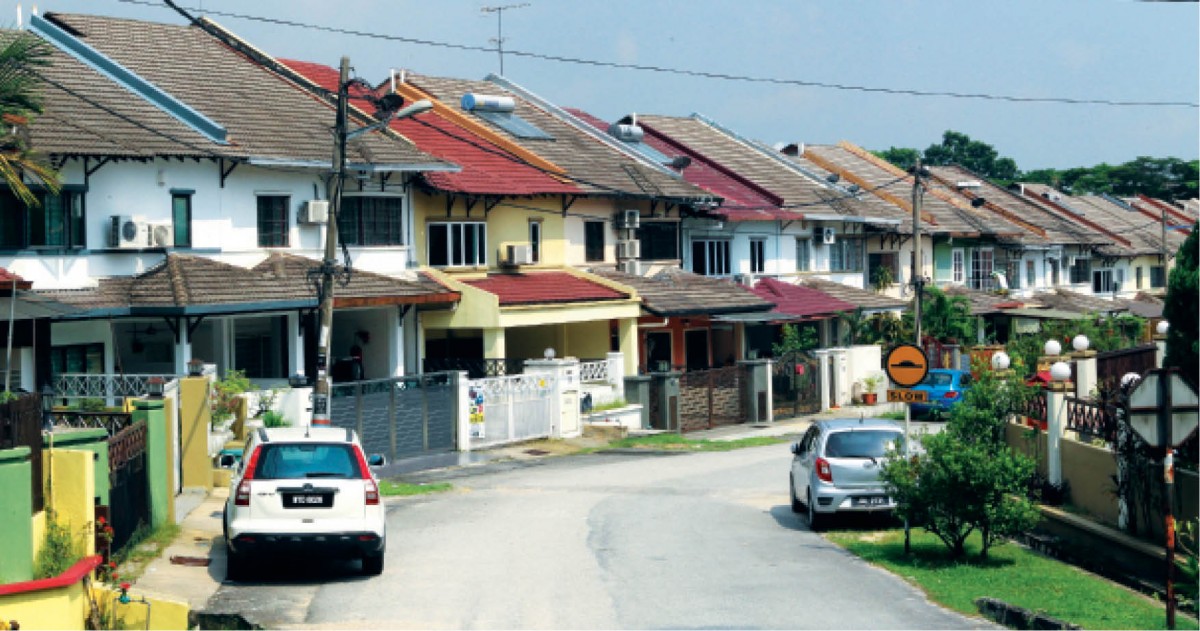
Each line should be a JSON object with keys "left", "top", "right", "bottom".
{"left": 10, "top": 0, "right": 1199, "bottom": 171}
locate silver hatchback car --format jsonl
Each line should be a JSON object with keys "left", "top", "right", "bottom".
{"left": 789, "top": 418, "right": 906, "bottom": 531}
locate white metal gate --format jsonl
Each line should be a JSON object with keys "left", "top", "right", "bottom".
{"left": 467, "top": 372, "right": 559, "bottom": 449}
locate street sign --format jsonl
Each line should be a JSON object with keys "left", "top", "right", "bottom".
{"left": 886, "top": 344, "right": 929, "bottom": 388}
{"left": 1128, "top": 369, "right": 1199, "bottom": 448}
{"left": 887, "top": 389, "right": 928, "bottom": 403}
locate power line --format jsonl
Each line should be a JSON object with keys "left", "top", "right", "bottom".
{"left": 106, "top": 0, "right": 1198, "bottom": 109}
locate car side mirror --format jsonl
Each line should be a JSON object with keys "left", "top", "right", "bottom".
{"left": 367, "top": 454, "right": 387, "bottom": 468}
{"left": 791, "top": 442, "right": 802, "bottom": 456}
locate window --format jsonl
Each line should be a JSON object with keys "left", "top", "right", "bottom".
{"left": 256, "top": 195, "right": 290, "bottom": 247}
{"left": 339, "top": 196, "right": 404, "bottom": 246}
{"left": 1136, "top": 266, "right": 1144, "bottom": 289}
{"left": 528, "top": 220, "right": 541, "bottom": 263}
{"left": 1093, "top": 268, "right": 1115, "bottom": 294}
{"left": 428, "top": 222, "right": 486, "bottom": 267}
{"left": 691, "top": 239, "right": 730, "bottom": 276}
{"left": 868, "top": 252, "right": 899, "bottom": 288}
{"left": 171, "top": 191, "right": 192, "bottom": 247}
{"left": 1049, "top": 259, "right": 1060, "bottom": 286}
{"left": 1150, "top": 266, "right": 1166, "bottom": 288}
{"left": 1026, "top": 260, "right": 1036, "bottom": 288}
{"left": 1069, "top": 257, "right": 1091, "bottom": 284}
{"left": 951, "top": 248, "right": 965, "bottom": 284}
{"left": 795, "top": 238, "right": 811, "bottom": 272}
{"left": 749, "top": 238, "right": 766, "bottom": 274}
{"left": 829, "top": 237, "right": 864, "bottom": 272}
{"left": 0, "top": 188, "right": 87, "bottom": 250}
{"left": 50, "top": 343, "right": 104, "bottom": 377}
{"left": 636, "top": 221, "right": 679, "bottom": 261}
{"left": 584, "top": 221, "right": 604, "bottom": 262}
{"left": 969, "top": 248, "right": 994, "bottom": 291}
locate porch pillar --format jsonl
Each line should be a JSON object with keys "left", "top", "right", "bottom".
{"left": 814, "top": 349, "right": 831, "bottom": 412}
{"left": 606, "top": 352, "right": 625, "bottom": 400}
{"left": 174, "top": 331, "right": 191, "bottom": 378}
{"left": 388, "top": 307, "right": 404, "bottom": 377}
{"left": 1045, "top": 382, "right": 1070, "bottom": 486}
{"left": 618, "top": 317, "right": 637, "bottom": 376}
{"left": 453, "top": 371, "right": 471, "bottom": 452}
{"left": 287, "top": 311, "right": 304, "bottom": 379}
{"left": 831, "top": 348, "right": 849, "bottom": 407}
{"left": 483, "top": 327, "right": 506, "bottom": 359}
{"left": 1072, "top": 349, "right": 1097, "bottom": 400}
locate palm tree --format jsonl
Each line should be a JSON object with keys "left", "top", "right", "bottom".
{"left": 0, "top": 32, "right": 59, "bottom": 205}
{"left": 920, "top": 286, "right": 975, "bottom": 343}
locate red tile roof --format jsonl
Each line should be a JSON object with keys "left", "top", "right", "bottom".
{"left": 280, "top": 59, "right": 579, "bottom": 197}
{"left": 0, "top": 268, "right": 31, "bottom": 291}
{"left": 566, "top": 108, "right": 793, "bottom": 222}
{"left": 750, "top": 277, "right": 856, "bottom": 318}
{"left": 464, "top": 272, "right": 627, "bottom": 306}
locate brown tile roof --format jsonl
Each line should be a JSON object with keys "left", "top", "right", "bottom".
{"left": 403, "top": 73, "right": 714, "bottom": 201}
{"left": 30, "top": 14, "right": 449, "bottom": 168}
{"left": 803, "top": 143, "right": 1036, "bottom": 241}
{"left": 940, "top": 284, "right": 1010, "bottom": 316}
{"left": 1071, "top": 195, "right": 1187, "bottom": 256}
{"left": 795, "top": 277, "right": 908, "bottom": 311}
{"left": 38, "top": 253, "right": 457, "bottom": 313}
{"left": 1028, "top": 288, "right": 1128, "bottom": 315}
{"left": 588, "top": 267, "right": 772, "bottom": 316}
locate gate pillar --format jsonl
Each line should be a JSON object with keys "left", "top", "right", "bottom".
{"left": 623, "top": 375, "right": 651, "bottom": 429}
{"left": 134, "top": 399, "right": 170, "bottom": 527}
{"left": 813, "top": 350, "right": 831, "bottom": 412}
{"left": 738, "top": 359, "right": 771, "bottom": 424}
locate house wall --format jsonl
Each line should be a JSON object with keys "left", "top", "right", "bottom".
{"left": 40, "top": 447, "right": 95, "bottom": 557}
{"left": 0, "top": 447, "right": 33, "bottom": 583}
{"left": 563, "top": 197, "right": 623, "bottom": 267}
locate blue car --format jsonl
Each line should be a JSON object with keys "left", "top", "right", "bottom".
{"left": 910, "top": 369, "right": 973, "bottom": 418}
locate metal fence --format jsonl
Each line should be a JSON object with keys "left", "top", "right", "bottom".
{"left": 0, "top": 394, "right": 44, "bottom": 513}
{"left": 772, "top": 353, "right": 821, "bottom": 419}
{"left": 107, "top": 420, "right": 149, "bottom": 553}
{"left": 422, "top": 358, "right": 524, "bottom": 379}
{"left": 467, "top": 372, "right": 558, "bottom": 449}
{"left": 329, "top": 373, "right": 457, "bottom": 463}
{"left": 49, "top": 410, "right": 133, "bottom": 436}
{"left": 53, "top": 373, "right": 178, "bottom": 404}
{"left": 1065, "top": 395, "right": 1116, "bottom": 443}
{"left": 1096, "top": 344, "right": 1158, "bottom": 386}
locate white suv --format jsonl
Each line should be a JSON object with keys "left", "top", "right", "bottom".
{"left": 223, "top": 426, "right": 386, "bottom": 579}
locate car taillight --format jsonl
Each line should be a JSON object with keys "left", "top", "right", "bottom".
{"left": 364, "top": 479, "right": 380, "bottom": 505}
{"left": 815, "top": 457, "right": 833, "bottom": 483}
{"left": 944, "top": 391, "right": 959, "bottom": 399}
{"left": 352, "top": 446, "right": 380, "bottom": 505}
{"left": 235, "top": 446, "right": 262, "bottom": 507}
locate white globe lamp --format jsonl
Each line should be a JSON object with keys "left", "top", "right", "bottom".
{"left": 991, "top": 351, "right": 1011, "bottom": 371}
{"left": 1072, "top": 335, "right": 1090, "bottom": 353}
{"left": 1156, "top": 321, "right": 1170, "bottom": 336}
{"left": 1049, "top": 361, "right": 1072, "bottom": 382}
{"left": 1120, "top": 372, "right": 1141, "bottom": 389}
{"left": 543, "top": 347, "right": 556, "bottom": 360}
{"left": 1044, "top": 340, "right": 1062, "bottom": 357}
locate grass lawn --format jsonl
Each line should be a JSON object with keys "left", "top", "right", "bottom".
{"left": 379, "top": 480, "right": 453, "bottom": 497}
{"left": 826, "top": 528, "right": 1196, "bottom": 630}
{"left": 604, "top": 433, "right": 789, "bottom": 452}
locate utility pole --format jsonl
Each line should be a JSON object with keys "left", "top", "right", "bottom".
{"left": 482, "top": 3, "right": 530, "bottom": 75}
{"left": 312, "top": 56, "right": 351, "bottom": 426}
{"left": 904, "top": 158, "right": 926, "bottom": 555}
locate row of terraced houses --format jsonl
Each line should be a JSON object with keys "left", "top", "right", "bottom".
{"left": 0, "top": 10, "right": 1194, "bottom": 397}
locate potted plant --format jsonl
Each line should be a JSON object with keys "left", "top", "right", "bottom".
{"left": 860, "top": 373, "right": 884, "bottom": 405}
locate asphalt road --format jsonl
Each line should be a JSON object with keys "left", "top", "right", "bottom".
{"left": 209, "top": 441, "right": 991, "bottom": 629}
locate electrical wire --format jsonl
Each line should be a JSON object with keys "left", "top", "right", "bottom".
{"left": 107, "top": 0, "right": 1198, "bottom": 108}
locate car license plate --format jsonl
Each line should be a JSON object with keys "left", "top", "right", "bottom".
{"left": 853, "top": 496, "right": 888, "bottom": 507}
{"left": 283, "top": 493, "right": 332, "bottom": 508}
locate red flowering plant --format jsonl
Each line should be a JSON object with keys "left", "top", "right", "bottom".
{"left": 93, "top": 516, "right": 116, "bottom": 581}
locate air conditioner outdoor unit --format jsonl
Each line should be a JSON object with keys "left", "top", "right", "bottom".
{"left": 299, "top": 200, "right": 329, "bottom": 224}
{"left": 150, "top": 223, "right": 173, "bottom": 247}
{"left": 618, "top": 259, "right": 640, "bottom": 275}
{"left": 616, "top": 239, "right": 641, "bottom": 260}
{"left": 617, "top": 209, "right": 640, "bottom": 230}
{"left": 735, "top": 273, "right": 755, "bottom": 287}
{"left": 505, "top": 243, "right": 534, "bottom": 266}
{"left": 822, "top": 227, "right": 837, "bottom": 245}
{"left": 109, "top": 215, "right": 148, "bottom": 249}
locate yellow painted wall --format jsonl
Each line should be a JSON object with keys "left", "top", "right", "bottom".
{"left": 411, "top": 192, "right": 568, "bottom": 269}
{"left": 42, "top": 448, "right": 96, "bottom": 556}
{"left": 29, "top": 510, "right": 46, "bottom": 566}
{"left": 564, "top": 320, "right": 611, "bottom": 359}
{"left": 179, "top": 378, "right": 213, "bottom": 489}
{"left": 0, "top": 582, "right": 88, "bottom": 630}
{"left": 92, "top": 585, "right": 190, "bottom": 631}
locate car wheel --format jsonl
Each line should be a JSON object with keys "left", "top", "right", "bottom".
{"left": 361, "top": 554, "right": 384, "bottom": 576}
{"left": 789, "top": 474, "right": 803, "bottom": 513}
{"left": 225, "top": 546, "right": 248, "bottom": 582}
{"left": 806, "top": 490, "right": 824, "bottom": 532}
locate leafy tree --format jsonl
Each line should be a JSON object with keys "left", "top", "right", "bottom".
{"left": 0, "top": 33, "right": 59, "bottom": 205}
{"left": 874, "top": 131, "right": 1019, "bottom": 182}
{"left": 772, "top": 323, "right": 817, "bottom": 357}
{"left": 1023, "top": 157, "right": 1198, "bottom": 202}
{"left": 874, "top": 146, "right": 920, "bottom": 172}
{"left": 880, "top": 367, "right": 1040, "bottom": 559}
{"left": 899, "top": 286, "right": 974, "bottom": 344}
{"left": 1163, "top": 223, "right": 1198, "bottom": 386}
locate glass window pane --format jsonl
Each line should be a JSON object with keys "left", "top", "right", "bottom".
{"left": 172, "top": 195, "right": 191, "bottom": 247}
{"left": 585, "top": 221, "right": 604, "bottom": 262}
{"left": 428, "top": 224, "right": 448, "bottom": 266}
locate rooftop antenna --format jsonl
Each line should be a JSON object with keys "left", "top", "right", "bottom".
{"left": 481, "top": 3, "right": 530, "bottom": 75}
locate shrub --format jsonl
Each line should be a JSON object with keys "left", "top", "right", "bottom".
{"left": 212, "top": 369, "right": 253, "bottom": 425}
{"left": 261, "top": 410, "right": 288, "bottom": 428}
{"left": 254, "top": 387, "right": 281, "bottom": 417}
{"left": 78, "top": 397, "right": 107, "bottom": 412}
{"left": 34, "top": 510, "right": 79, "bottom": 579}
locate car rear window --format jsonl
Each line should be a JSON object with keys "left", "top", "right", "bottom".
{"left": 920, "top": 372, "right": 954, "bottom": 386}
{"left": 823, "top": 430, "right": 904, "bottom": 459}
{"left": 255, "top": 443, "right": 362, "bottom": 480}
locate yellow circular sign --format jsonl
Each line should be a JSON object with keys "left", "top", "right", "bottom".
{"left": 886, "top": 344, "right": 929, "bottom": 388}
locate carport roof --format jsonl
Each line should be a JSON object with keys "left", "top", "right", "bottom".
{"left": 589, "top": 267, "right": 773, "bottom": 316}
{"left": 749, "top": 278, "right": 856, "bottom": 319}
{"left": 462, "top": 271, "right": 628, "bottom": 306}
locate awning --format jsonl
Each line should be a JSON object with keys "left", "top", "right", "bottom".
{"left": 996, "top": 307, "right": 1085, "bottom": 320}
{"left": 711, "top": 312, "right": 807, "bottom": 324}
{"left": 0, "top": 290, "right": 84, "bottom": 319}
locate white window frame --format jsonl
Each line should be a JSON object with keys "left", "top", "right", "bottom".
{"left": 795, "top": 237, "right": 811, "bottom": 272}
{"left": 691, "top": 239, "right": 731, "bottom": 276}
{"left": 969, "top": 247, "right": 994, "bottom": 291}
{"left": 951, "top": 248, "right": 965, "bottom": 284}
{"left": 427, "top": 221, "right": 487, "bottom": 268}
{"left": 750, "top": 238, "right": 766, "bottom": 274}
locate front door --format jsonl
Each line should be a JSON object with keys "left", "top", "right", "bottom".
{"left": 685, "top": 329, "right": 709, "bottom": 372}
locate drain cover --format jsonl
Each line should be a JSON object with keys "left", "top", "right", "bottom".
{"left": 524, "top": 449, "right": 550, "bottom": 456}
{"left": 170, "top": 555, "right": 211, "bottom": 567}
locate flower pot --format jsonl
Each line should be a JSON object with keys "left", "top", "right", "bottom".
{"left": 862, "top": 393, "right": 878, "bottom": 405}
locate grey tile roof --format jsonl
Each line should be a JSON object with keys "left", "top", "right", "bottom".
{"left": 588, "top": 267, "right": 772, "bottom": 316}
{"left": 38, "top": 253, "right": 456, "bottom": 313}
{"left": 1018, "top": 183, "right": 1186, "bottom": 257}
{"left": 30, "top": 14, "right": 449, "bottom": 168}
{"left": 940, "top": 284, "right": 1010, "bottom": 316}
{"left": 1028, "top": 288, "right": 1129, "bottom": 315}
{"left": 404, "top": 73, "right": 713, "bottom": 201}
{"left": 796, "top": 277, "right": 908, "bottom": 311}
